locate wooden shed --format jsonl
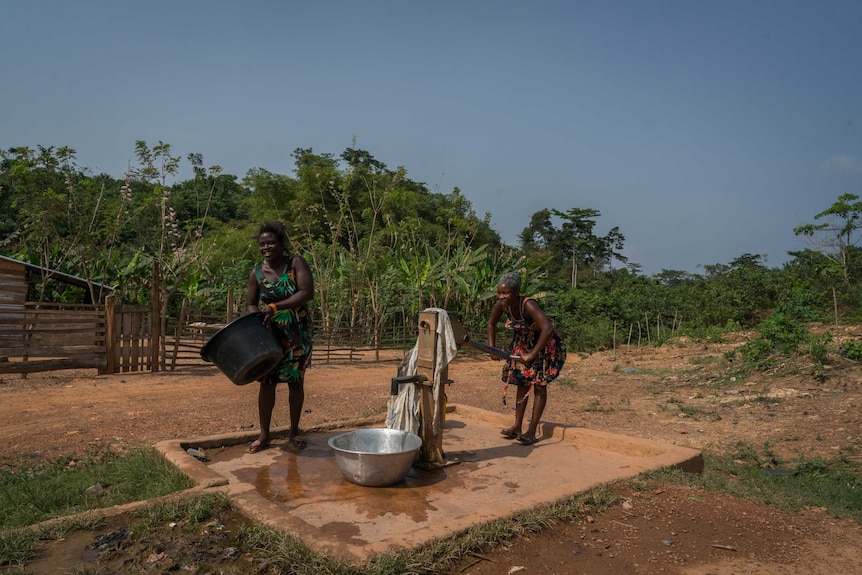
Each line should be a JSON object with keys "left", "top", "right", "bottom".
{"left": 0, "top": 255, "right": 113, "bottom": 305}
{"left": 0, "top": 255, "right": 116, "bottom": 374}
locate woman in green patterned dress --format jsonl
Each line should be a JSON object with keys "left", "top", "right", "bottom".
{"left": 245, "top": 221, "right": 314, "bottom": 452}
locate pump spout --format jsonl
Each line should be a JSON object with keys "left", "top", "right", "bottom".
{"left": 390, "top": 374, "right": 427, "bottom": 395}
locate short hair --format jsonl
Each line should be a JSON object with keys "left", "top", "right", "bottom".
{"left": 498, "top": 272, "right": 521, "bottom": 290}
{"left": 256, "top": 221, "right": 288, "bottom": 244}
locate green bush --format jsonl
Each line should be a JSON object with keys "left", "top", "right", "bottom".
{"left": 840, "top": 339, "right": 862, "bottom": 361}
{"left": 775, "top": 286, "right": 827, "bottom": 322}
{"left": 807, "top": 332, "right": 832, "bottom": 364}
{"left": 739, "top": 337, "right": 777, "bottom": 367}
{"left": 738, "top": 313, "right": 809, "bottom": 368}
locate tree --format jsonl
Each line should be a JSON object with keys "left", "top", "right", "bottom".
{"left": 0, "top": 145, "right": 131, "bottom": 303}
{"left": 653, "top": 269, "right": 697, "bottom": 287}
{"left": 794, "top": 193, "right": 862, "bottom": 292}
{"left": 518, "top": 207, "right": 627, "bottom": 288}
{"left": 171, "top": 154, "right": 248, "bottom": 228}
{"left": 128, "top": 140, "right": 228, "bottom": 368}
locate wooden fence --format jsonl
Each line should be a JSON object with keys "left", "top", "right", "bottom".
{"left": 164, "top": 315, "right": 415, "bottom": 369}
{"left": 0, "top": 296, "right": 154, "bottom": 375}
{"left": 104, "top": 298, "right": 154, "bottom": 374}
{"left": 0, "top": 291, "right": 416, "bottom": 376}
{"left": 0, "top": 303, "right": 107, "bottom": 374}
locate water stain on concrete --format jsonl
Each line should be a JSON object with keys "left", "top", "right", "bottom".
{"left": 159, "top": 403, "right": 702, "bottom": 563}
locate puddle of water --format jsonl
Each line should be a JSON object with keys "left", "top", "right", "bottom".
{"left": 219, "top": 431, "right": 461, "bottom": 522}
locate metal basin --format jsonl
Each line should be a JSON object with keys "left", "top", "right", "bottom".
{"left": 328, "top": 428, "right": 422, "bottom": 487}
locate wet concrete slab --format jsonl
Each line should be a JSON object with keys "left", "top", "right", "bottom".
{"left": 157, "top": 404, "right": 702, "bottom": 564}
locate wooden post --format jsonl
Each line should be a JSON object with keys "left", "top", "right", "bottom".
{"left": 227, "top": 287, "right": 235, "bottom": 323}
{"left": 151, "top": 261, "right": 161, "bottom": 373}
{"left": 102, "top": 294, "right": 116, "bottom": 375}
{"left": 170, "top": 297, "right": 186, "bottom": 371}
{"left": 416, "top": 310, "right": 446, "bottom": 469}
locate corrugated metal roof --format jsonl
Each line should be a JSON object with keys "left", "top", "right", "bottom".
{"left": 0, "top": 254, "right": 114, "bottom": 293}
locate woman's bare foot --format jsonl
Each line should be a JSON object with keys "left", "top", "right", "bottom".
{"left": 246, "top": 438, "right": 271, "bottom": 453}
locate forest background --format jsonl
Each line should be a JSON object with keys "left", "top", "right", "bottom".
{"left": 2, "top": 141, "right": 861, "bottom": 370}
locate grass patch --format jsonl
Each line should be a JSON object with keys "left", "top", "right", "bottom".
{"left": 619, "top": 366, "right": 676, "bottom": 377}
{"left": 555, "top": 375, "right": 579, "bottom": 390}
{"left": 1, "top": 513, "right": 105, "bottom": 568}
{"left": 0, "top": 493, "right": 232, "bottom": 569}
{"left": 688, "top": 355, "right": 724, "bottom": 366}
{"left": 0, "top": 448, "right": 193, "bottom": 530}
{"left": 583, "top": 399, "right": 615, "bottom": 413}
{"left": 659, "top": 396, "right": 721, "bottom": 421}
{"left": 700, "top": 368, "right": 752, "bottom": 388}
{"left": 129, "top": 492, "right": 231, "bottom": 541}
{"left": 638, "top": 448, "right": 862, "bottom": 522}
{"left": 0, "top": 525, "right": 36, "bottom": 569}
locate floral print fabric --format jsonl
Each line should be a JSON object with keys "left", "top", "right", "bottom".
{"left": 501, "top": 297, "right": 566, "bottom": 387}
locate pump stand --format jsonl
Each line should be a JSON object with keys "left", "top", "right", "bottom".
{"left": 414, "top": 311, "right": 448, "bottom": 468}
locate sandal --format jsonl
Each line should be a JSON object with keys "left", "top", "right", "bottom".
{"left": 516, "top": 435, "right": 538, "bottom": 446}
{"left": 292, "top": 436, "right": 308, "bottom": 450}
{"left": 500, "top": 428, "right": 519, "bottom": 439}
{"left": 246, "top": 439, "right": 271, "bottom": 453}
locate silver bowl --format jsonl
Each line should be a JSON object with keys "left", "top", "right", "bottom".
{"left": 328, "top": 428, "right": 422, "bottom": 487}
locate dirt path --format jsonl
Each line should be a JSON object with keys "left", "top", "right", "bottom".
{"left": 3, "top": 333, "right": 861, "bottom": 574}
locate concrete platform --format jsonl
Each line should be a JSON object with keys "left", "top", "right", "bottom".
{"left": 157, "top": 404, "right": 702, "bottom": 564}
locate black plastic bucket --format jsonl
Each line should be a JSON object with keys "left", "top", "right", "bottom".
{"left": 200, "top": 313, "right": 283, "bottom": 385}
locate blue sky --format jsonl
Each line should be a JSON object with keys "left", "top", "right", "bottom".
{"left": 3, "top": 1, "right": 861, "bottom": 275}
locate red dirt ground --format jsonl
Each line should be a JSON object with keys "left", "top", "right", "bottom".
{"left": 2, "top": 327, "right": 861, "bottom": 574}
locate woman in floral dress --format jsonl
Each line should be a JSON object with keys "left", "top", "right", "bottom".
{"left": 487, "top": 272, "right": 566, "bottom": 445}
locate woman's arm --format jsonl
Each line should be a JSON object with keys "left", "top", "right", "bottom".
{"left": 486, "top": 302, "right": 505, "bottom": 359}
{"left": 246, "top": 269, "right": 260, "bottom": 314}
{"left": 270, "top": 255, "right": 314, "bottom": 310}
